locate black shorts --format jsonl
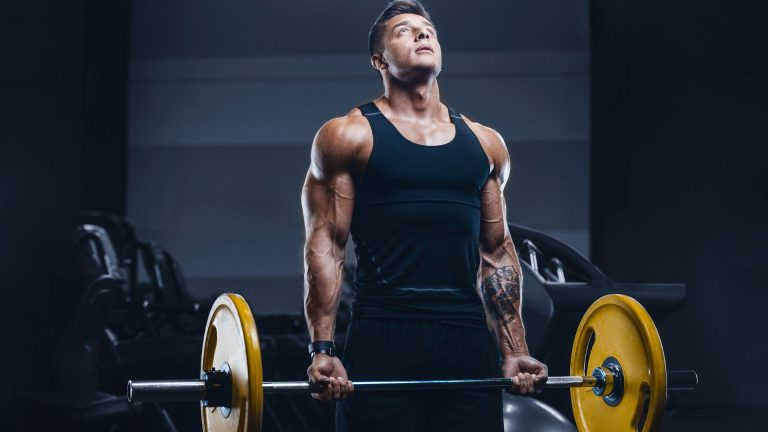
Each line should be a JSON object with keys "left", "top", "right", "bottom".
{"left": 336, "top": 318, "right": 503, "bottom": 432}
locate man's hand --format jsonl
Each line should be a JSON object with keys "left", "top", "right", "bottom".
{"left": 502, "top": 355, "right": 548, "bottom": 394}
{"left": 307, "top": 354, "right": 354, "bottom": 400}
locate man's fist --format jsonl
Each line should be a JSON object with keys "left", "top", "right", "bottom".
{"left": 502, "top": 355, "right": 548, "bottom": 394}
{"left": 307, "top": 354, "right": 354, "bottom": 400}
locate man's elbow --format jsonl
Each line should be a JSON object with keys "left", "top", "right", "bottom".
{"left": 480, "top": 236, "right": 515, "bottom": 265}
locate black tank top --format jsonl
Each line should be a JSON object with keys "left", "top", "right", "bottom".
{"left": 350, "top": 101, "right": 491, "bottom": 327}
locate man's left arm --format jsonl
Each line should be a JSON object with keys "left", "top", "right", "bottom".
{"left": 476, "top": 127, "right": 548, "bottom": 394}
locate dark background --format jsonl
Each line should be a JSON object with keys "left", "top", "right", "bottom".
{"left": 591, "top": 0, "right": 768, "bottom": 416}
{"left": 1, "top": 0, "right": 766, "bottom": 430}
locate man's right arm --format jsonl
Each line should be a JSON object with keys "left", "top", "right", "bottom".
{"left": 301, "top": 117, "right": 358, "bottom": 400}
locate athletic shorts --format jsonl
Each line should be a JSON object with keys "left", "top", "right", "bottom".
{"left": 336, "top": 318, "right": 503, "bottom": 432}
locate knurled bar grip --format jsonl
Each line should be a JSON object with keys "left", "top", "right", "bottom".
{"left": 263, "top": 376, "right": 596, "bottom": 394}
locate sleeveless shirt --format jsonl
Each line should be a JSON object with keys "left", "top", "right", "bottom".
{"left": 350, "top": 101, "right": 491, "bottom": 327}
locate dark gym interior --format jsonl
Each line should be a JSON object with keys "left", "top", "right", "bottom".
{"left": 1, "top": 0, "right": 766, "bottom": 430}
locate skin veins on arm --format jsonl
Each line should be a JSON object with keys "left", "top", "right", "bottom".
{"left": 301, "top": 118, "right": 358, "bottom": 343}
{"left": 475, "top": 125, "right": 530, "bottom": 358}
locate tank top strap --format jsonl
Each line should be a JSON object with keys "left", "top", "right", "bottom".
{"left": 358, "top": 101, "right": 382, "bottom": 116}
{"left": 446, "top": 106, "right": 478, "bottom": 146}
{"left": 357, "top": 101, "right": 393, "bottom": 140}
{"left": 447, "top": 106, "right": 470, "bottom": 130}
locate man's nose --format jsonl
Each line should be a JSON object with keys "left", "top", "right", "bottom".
{"left": 416, "top": 29, "right": 430, "bottom": 40}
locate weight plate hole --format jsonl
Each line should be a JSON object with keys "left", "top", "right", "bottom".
{"left": 204, "top": 325, "right": 218, "bottom": 369}
{"left": 636, "top": 383, "right": 651, "bottom": 432}
{"left": 583, "top": 329, "right": 596, "bottom": 376}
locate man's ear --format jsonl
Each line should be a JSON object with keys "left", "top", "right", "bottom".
{"left": 371, "top": 53, "right": 387, "bottom": 70}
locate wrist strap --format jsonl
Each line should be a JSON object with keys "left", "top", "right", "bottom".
{"left": 308, "top": 340, "right": 335, "bottom": 359}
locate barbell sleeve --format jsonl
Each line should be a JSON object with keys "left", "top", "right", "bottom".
{"left": 127, "top": 379, "right": 205, "bottom": 403}
{"left": 128, "top": 367, "right": 232, "bottom": 405}
{"left": 667, "top": 370, "right": 699, "bottom": 390}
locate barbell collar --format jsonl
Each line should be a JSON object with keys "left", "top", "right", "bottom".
{"left": 200, "top": 365, "right": 232, "bottom": 408}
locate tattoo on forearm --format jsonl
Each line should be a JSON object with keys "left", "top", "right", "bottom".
{"left": 482, "top": 266, "right": 521, "bottom": 325}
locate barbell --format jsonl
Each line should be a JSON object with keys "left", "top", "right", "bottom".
{"left": 126, "top": 293, "right": 698, "bottom": 432}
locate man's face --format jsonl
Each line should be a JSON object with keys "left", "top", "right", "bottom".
{"left": 376, "top": 13, "right": 442, "bottom": 79}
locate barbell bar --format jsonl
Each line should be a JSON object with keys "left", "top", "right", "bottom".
{"left": 128, "top": 370, "right": 697, "bottom": 401}
{"left": 125, "top": 293, "right": 699, "bottom": 432}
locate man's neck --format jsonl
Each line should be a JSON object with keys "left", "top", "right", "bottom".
{"left": 380, "top": 77, "right": 442, "bottom": 121}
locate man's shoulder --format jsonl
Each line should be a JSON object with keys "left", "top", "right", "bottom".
{"left": 460, "top": 115, "right": 505, "bottom": 149}
{"left": 310, "top": 108, "right": 372, "bottom": 170}
{"left": 460, "top": 114, "right": 509, "bottom": 164}
{"left": 314, "top": 108, "right": 372, "bottom": 152}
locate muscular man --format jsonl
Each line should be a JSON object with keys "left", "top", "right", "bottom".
{"left": 302, "top": 1, "right": 548, "bottom": 430}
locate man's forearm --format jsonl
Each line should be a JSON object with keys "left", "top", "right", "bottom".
{"left": 479, "top": 237, "right": 529, "bottom": 358}
{"left": 304, "top": 244, "right": 345, "bottom": 342}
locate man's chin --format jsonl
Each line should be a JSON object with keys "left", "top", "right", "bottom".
{"left": 409, "top": 63, "right": 441, "bottom": 77}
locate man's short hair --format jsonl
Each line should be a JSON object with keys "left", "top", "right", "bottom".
{"left": 368, "top": 0, "right": 433, "bottom": 56}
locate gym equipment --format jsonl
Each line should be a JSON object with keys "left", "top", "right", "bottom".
{"left": 127, "top": 293, "right": 697, "bottom": 432}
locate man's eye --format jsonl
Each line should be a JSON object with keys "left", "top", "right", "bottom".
{"left": 400, "top": 27, "right": 409, "bottom": 33}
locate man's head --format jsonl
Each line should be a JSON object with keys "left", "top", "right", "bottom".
{"left": 368, "top": 1, "right": 442, "bottom": 82}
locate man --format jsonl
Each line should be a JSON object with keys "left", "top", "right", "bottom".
{"left": 301, "top": 1, "right": 548, "bottom": 430}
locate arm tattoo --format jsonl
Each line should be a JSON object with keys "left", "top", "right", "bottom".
{"left": 482, "top": 265, "right": 521, "bottom": 325}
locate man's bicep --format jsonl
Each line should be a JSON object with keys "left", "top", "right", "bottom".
{"left": 478, "top": 130, "right": 516, "bottom": 259}
{"left": 479, "top": 175, "right": 510, "bottom": 253}
{"left": 302, "top": 127, "right": 356, "bottom": 248}
{"left": 302, "top": 171, "right": 354, "bottom": 245}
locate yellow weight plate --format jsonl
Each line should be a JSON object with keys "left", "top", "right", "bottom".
{"left": 570, "top": 294, "right": 667, "bottom": 432}
{"left": 201, "top": 293, "right": 263, "bottom": 432}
